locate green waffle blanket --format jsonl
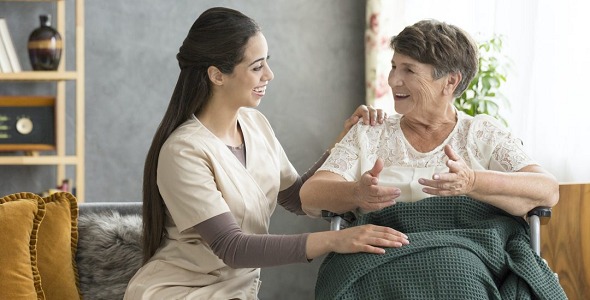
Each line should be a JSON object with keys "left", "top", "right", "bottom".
{"left": 316, "top": 196, "right": 567, "bottom": 300}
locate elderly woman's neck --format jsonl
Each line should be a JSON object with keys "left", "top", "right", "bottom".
{"left": 400, "top": 107, "right": 457, "bottom": 153}
{"left": 402, "top": 105, "right": 457, "bottom": 132}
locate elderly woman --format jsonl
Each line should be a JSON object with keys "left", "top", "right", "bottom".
{"left": 300, "top": 20, "right": 566, "bottom": 299}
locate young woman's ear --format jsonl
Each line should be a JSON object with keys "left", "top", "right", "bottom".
{"left": 444, "top": 72, "right": 462, "bottom": 96}
{"left": 207, "top": 66, "right": 224, "bottom": 86}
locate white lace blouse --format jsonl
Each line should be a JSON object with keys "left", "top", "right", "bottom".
{"left": 319, "top": 111, "right": 536, "bottom": 202}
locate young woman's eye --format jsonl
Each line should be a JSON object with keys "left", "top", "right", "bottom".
{"left": 253, "top": 64, "right": 263, "bottom": 71}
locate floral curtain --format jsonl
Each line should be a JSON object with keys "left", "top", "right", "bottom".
{"left": 364, "top": 0, "right": 400, "bottom": 115}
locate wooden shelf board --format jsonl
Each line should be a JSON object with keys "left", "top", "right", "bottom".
{"left": 0, "top": 155, "right": 79, "bottom": 165}
{"left": 0, "top": 0, "right": 64, "bottom": 2}
{"left": 0, "top": 71, "right": 78, "bottom": 81}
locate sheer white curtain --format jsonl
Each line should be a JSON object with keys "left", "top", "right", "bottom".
{"left": 365, "top": 0, "right": 590, "bottom": 183}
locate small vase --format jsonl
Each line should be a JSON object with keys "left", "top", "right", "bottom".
{"left": 28, "top": 14, "right": 62, "bottom": 71}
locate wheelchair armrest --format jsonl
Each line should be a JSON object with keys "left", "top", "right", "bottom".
{"left": 527, "top": 206, "right": 552, "bottom": 225}
{"left": 527, "top": 206, "right": 552, "bottom": 256}
{"left": 321, "top": 210, "right": 357, "bottom": 231}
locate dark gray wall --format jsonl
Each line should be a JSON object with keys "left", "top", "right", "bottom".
{"left": 0, "top": 1, "right": 365, "bottom": 298}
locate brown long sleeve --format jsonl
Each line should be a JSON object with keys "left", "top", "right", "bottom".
{"left": 194, "top": 212, "right": 310, "bottom": 268}
{"left": 277, "top": 150, "right": 330, "bottom": 214}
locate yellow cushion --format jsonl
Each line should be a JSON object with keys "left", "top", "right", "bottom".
{"left": 0, "top": 192, "right": 46, "bottom": 300}
{"left": 37, "top": 192, "right": 81, "bottom": 300}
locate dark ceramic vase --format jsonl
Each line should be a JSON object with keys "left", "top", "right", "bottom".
{"left": 28, "top": 14, "right": 62, "bottom": 71}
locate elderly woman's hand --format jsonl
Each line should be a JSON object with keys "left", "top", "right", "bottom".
{"left": 356, "top": 158, "right": 400, "bottom": 213}
{"left": 419, "top": 145, "right": 476, "bottom": 196}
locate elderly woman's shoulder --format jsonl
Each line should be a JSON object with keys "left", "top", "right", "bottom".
{"left": 348, "top": 114, "right": 399, "bottom": 140}
{"left": 365, "top": 113, "right": 401, "bottom": 131}
{"left": 462, "top": 112, "right": 510, "bottom": 133}
{"left": 384, "top": 113, "right": 403, "bottom": 126}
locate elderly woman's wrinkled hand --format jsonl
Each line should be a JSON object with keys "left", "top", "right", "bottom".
{"left": 357, "top": 158, "right": 401, "bottom": 213}
{"left": 419, "top": 145, "right": 476, "bottom": 196}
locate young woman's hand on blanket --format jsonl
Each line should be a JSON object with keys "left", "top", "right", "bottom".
{"left": 305, "top": 224, "right": 410, "bottom": 258}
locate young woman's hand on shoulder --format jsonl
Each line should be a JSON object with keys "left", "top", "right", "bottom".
{"left": 332, "top": 105, "right": 387, "bottom": 148}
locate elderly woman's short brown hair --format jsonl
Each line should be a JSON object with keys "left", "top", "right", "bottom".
{"left": 391, "top": 19, "right": 478, "bottom": 97}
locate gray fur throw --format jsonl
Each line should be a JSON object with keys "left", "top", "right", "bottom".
{"left": 76, "top": 211, "right": 143, "bottom": 300}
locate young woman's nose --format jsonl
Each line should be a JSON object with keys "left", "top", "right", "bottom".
{"left": 263, "top": 64, "right": 274, "bottom": 81}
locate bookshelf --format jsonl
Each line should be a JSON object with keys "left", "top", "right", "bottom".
{"left": 0, "top": 0, "right": 85, "bottom": 202}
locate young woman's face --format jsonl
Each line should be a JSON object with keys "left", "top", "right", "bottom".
{"left": 224, "top": 32, "right": 274, "bottom": 108}
{"left": 388, "top": 52, "right": 445, "bottom": 115}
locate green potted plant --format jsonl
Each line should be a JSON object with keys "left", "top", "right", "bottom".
{"left": 454, "top": 35, "right": 510, "bottom": 126}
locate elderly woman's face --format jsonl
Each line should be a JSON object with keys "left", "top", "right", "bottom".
{"left": 388, "top": 52, "right": 445, "bottom": 115}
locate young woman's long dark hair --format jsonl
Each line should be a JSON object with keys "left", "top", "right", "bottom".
{"left": 142, "top": 7, "right": 260, "bottom": 263}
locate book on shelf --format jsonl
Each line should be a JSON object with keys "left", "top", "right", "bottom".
{"left": 0, "top": 32, "right": 12, "bottom": 72}
{"left": 0, "top": 18, "right": 22, "bottom": 73}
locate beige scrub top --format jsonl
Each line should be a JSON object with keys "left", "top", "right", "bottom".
{"left": 124, "top": 108, "right": 299, "bottom": 300}
{"left": 320, "top": 111, "right": 536, "bottom": 203}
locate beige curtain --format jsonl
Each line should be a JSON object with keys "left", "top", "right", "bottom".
{"left": 363, "top": 0, "right": 590, "bottom": 183}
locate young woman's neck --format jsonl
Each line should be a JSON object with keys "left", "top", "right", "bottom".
{"left": 196, "top": 100, "right": 243, "bottom": 147}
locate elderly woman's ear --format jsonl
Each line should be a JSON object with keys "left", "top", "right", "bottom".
{"left": 444, "top": 72, "right": 462, "bottom": 96}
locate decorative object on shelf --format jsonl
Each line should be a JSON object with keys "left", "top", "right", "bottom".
{"left": 27, "top": 14, "right": 62, "bottom": 71}
{"left": 0, "top": 96, "right": 56, "bottom": 152}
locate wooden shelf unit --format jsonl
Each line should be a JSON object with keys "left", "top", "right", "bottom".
{"left": 0, "top": 0, "right": 85, "bottom": 202}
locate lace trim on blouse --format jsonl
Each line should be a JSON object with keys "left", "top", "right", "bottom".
{"left": 321, "top": 112, "right": 535, "bottom": 178}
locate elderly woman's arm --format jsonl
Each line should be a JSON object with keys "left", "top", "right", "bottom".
{"left": 419, "top": 145, "right": 559, "bottom": 216}
{"left": 467, "top": 165, "right": 558, "bottom": 216}
{"left": 300, "top": 158, "right": 400, "bottom": 217}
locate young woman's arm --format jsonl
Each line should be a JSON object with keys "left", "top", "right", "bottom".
{"left": 195, "top": 212, "right": 409, "bottom": 268}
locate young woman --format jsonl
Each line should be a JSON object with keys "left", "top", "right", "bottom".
{"left": 123, "top": 7, "right": 408, "bottom": 300}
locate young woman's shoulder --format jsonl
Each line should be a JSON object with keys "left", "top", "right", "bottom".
{"left": 239, "top": 107, "right": 268, "bottom": 122}
{"left": 161, "top": 117, "right": 214, "bottom": 156}
{"left": 238, "top": 107, "right": 275, "bottom": 133}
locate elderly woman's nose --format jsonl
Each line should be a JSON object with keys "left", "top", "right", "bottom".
{"left": 388, "top": 70, "right": 402, "bottom": 87}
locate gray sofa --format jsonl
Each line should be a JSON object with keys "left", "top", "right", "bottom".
{"left": 76, "top": 202, "right": 143, "bottom": 300}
